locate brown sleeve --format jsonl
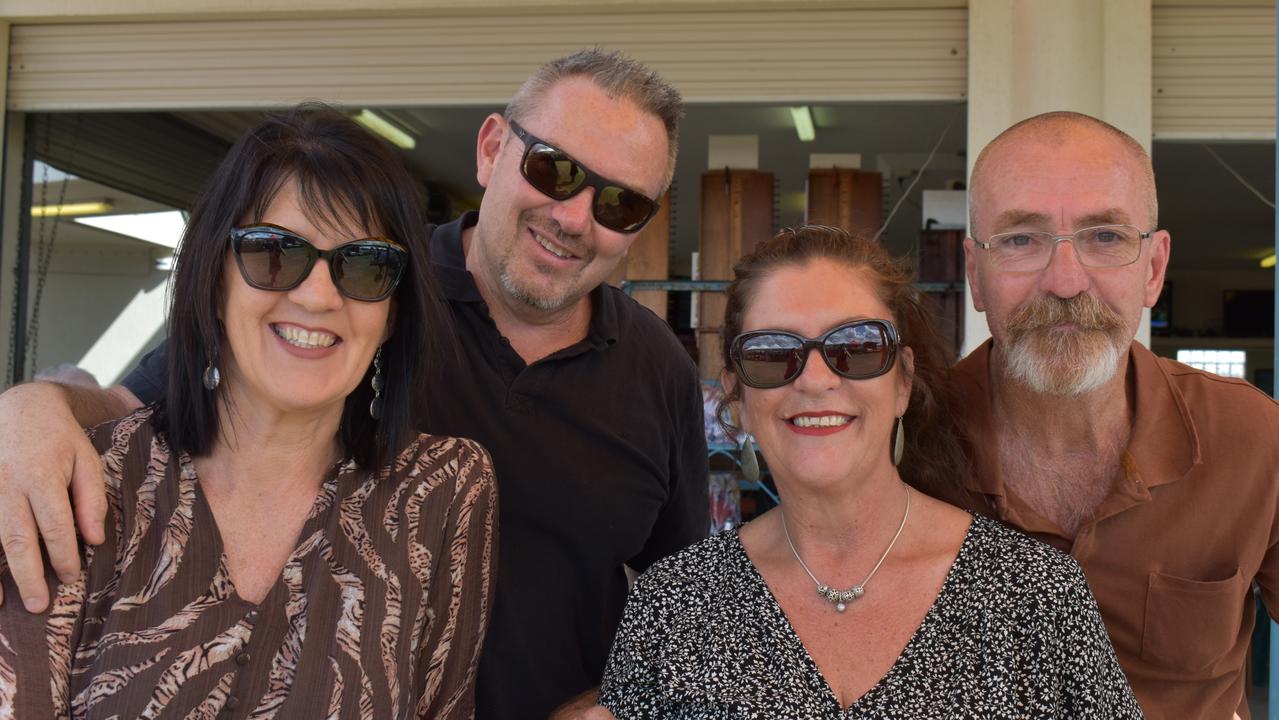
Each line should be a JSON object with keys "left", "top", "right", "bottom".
{"left": 0, "top": 560, "right": 87, "bottom": 719}
{"left": 413, "top": 438, "right": 498, "bottom": 720}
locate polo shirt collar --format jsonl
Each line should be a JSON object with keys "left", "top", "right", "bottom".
{"left": 429, "top": 210, "right": 620, "bottom": 350}
{"left": 430, "top": 211, "right": 484, "bottom": 303}
{"left": 1124, "top": 340, "right": 1201, "bottom": 489}
{"left": 956, "top": 338, "right": 1202, "bottom": 498}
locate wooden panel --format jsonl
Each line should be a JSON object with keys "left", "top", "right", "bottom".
{"left": 8, "top": 8, "right": 967, "bottom": 110}
{"left": 698, "top": 169, "right": 773, "bottom": 381}
{"left": 1152, "top": 5, "right": 1276, "bottom": 139}
{"left": 916, "top": 228, "right": 964, "bottom": 283}
{"left": 805, "top": 168, "right": 883, "bottom": 238}
{"left": 607, "top": 202, "right": 670, "bottom": 321}
{"left": 917, "top": 229, "right": 965, "bottom": 362}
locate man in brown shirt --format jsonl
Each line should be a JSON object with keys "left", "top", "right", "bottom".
{"left": 955, "top": 110, "right": 1279, "bottom": 719}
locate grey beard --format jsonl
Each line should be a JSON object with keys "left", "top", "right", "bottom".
{"left": 1002, "top": 333, "right": 1125, "bottom": 396}
{"left": 498, "top": 267, "right": 571, "bottom": 312}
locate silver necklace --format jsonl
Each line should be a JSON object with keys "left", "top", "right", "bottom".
{"left": 781, "top": 484, "right": 911, "bottom": 612}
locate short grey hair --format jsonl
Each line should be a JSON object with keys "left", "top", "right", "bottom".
{"left": 505, "top": 47, "right": 684, "bottom": 190}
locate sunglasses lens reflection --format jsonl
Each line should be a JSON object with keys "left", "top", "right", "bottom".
{"left": 735, "top": 322, "right": 894, "bottom": 388}
{"left": 595, "top": 185, "right": 656, "bottom": 233}
{"left": 822, "top": 323, "right": 891, "bottom": 378}
{"left": 333, "top": 244, "right": 404, "bottom": 301}
{"left": 738, "top": 335, "right": 804, "bottom": 388}
{"left": 237, "top": 231, "right": 312, "bottom": 289}
{"left": 523, "top": 145, "right": 586, "bottom": 199}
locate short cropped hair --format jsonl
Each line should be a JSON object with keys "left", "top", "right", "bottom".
{"left": 158, "top": 102, "right": 449, "bottom": 470}
{"left": 969, "top": 111, "right": 1158, "bottom": 236}
{"left": 504, "top": 47, "right": 684, "bottom": 189}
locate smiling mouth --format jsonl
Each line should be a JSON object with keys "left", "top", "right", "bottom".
{"left": 789, "top": 414, "right": 853, "bottom": 428}
{"left": 272, "top": 324, "right": 338, "bottom": 350}
{"left": 530, "top": 228, "right": 579, "bottom": 260}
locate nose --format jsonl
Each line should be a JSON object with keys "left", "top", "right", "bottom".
{"left": 288, "top": 259, "right": 344, "bottom": 311}
{"left": 1039, "top": 238, "right": 1091, "bottom": 300}
{"left": 550, "top": 188, "right": 595, "bottom": 236}
{"left": 791, "top": 346, "right": 841, "bottom": 392}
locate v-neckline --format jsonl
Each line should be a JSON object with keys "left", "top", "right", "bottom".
{"left": 730, "top": 515, "right": 980, "bottom": 715}
{"left": 179, "top": 451, "right": 348, "bottom": 608}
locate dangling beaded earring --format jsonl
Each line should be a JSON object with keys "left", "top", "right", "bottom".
{"left": 369, "top": 347, "right": 385, "bottom": 420}
{"left": 739, "top": 432, "right": 760, "bottom": 483}
{"left": 892, "top": 415, "right": 905, "bottom": 466}
{"left": 202, "top": 344, "right": 221, "bottom": 391}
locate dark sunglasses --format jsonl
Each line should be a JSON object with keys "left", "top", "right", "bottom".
{"left": 508, "top": 120, "right": 661, "bottom": 234}
{"left": 730, "top": 319, "right": 900, "bottom": 389}
{"left": 229, "top": 224, "right": 407, "bottom": 302}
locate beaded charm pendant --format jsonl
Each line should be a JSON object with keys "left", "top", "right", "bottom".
{"left": 818, "top": 584, "right": 865, "bottom": 613}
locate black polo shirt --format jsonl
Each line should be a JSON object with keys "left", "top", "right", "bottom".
{"left": 123, "top": 212, "right": 709, "bottom": 719}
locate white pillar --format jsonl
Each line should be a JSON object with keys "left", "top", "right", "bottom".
{"left": 963, "top": 0, "right": 1153, "bottom": 356}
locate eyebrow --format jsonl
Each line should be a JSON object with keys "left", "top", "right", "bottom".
{"left": 991, "top": 210, "right": 1052, "bottom": 231}
{"left": 1076, "top": 208, "right": 1133, "bottom": 227}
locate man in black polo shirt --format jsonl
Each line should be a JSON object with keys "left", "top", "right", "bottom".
{"left": 0, "top": 49, "right": 708, "bottom": 719}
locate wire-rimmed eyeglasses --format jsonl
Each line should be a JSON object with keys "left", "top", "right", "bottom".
{"left": 974, "top": 224, "right": 1156, "bottom": 272}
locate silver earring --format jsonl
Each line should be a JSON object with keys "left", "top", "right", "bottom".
{"left": 892, "top": 416, "right": 905, "bottom": 466}
{"left": 739, "top": 432, "right": 760, "bottom": 483}
{"left": 369, "top": 347, "right": 385, "bottom": 420}
{"left": 202, "top": 347, "right": 220, "bottom": 390}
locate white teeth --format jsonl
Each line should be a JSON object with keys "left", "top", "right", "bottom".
{"left": 273, "top": 325, "right": 337, "bottom": 349}
{"left": 791, "top": 415, "right": 852, "bottom": 428}
{"left": 534, "top": 232, "right": 573, "bottom": 259}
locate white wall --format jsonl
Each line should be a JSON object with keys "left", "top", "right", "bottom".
{"left": 21, "top": 241, "right": 168, "bottom": 387}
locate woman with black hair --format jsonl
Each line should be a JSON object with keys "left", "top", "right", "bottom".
{"left": 0, "top": 104, "right": 496, "bottom": 719}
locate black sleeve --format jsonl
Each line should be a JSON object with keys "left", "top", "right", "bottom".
{"left": 119, "top": 341, "right": 169, "bottom": 405}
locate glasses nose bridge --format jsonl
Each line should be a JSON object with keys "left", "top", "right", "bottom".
{"left": 793, "top": 338, "right": 839, "bottom": 384}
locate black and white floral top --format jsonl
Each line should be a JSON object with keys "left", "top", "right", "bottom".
{"left": 600, "top": 514, "right": 1142, "bottom": 719}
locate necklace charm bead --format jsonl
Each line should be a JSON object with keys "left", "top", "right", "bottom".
{"left": 781, "top": 485, "right": 911, "bottom": 613}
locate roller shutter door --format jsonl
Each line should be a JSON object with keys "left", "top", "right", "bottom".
{"left": 1152, "top": 4, "right": 1276, "bottom": 140}
{"left": 7, "top": 7, "right": 967, "bottom": 111}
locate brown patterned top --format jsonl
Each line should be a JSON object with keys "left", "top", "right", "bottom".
{"left": 0, "top": 407, "right": 497, "bottom": 719}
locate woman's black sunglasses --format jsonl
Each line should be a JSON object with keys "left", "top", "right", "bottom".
{"left": 229, "top": 224, "right": 407, "bottom": 302}
{"left": 508, "top": 120, "right": 661, "bottom": 234}
{"left": 730, "top": 319, "right": 900, "bottom": 389}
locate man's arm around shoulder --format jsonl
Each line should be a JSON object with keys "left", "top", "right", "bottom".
{"left": 0, "top": 380, "right": 141, "bottom": 612}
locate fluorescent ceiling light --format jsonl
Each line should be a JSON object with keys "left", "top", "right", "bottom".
{"left": 1262, "top": 253, "right": 1276, "bottom": 269}
{"left": 790, "top": 106, "right": 816, "bottom": 142}
{"left": 354, "top": 109, "right": 416, "bottom": 150}
{"left": 75, "top": 210, "right": 187, "bottom": 249}
{"left": 32, "top": 201, "right": 113, "bottom": 218}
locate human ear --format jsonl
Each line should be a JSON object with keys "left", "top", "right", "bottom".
{"left": 895, "top": 346, "right": 915, "bottom": 418}
{"left": 1143, "top": 230, "right": 1172, "bottom": 308}
{"left": 963, "top": 236, "right": 986, "bottom": 312}
{"left": 475, "top": 113, "right": 508, "bottom": 189}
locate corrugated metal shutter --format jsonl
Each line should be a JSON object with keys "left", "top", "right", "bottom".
{"left": 7, "top": 7, "right": 966, "bottom": 111}
{"left": 1152, "top": 4, "right": 1276, "bottom": 140}
{"left": 30, "top": 113, "right": 228, "bottom": 208}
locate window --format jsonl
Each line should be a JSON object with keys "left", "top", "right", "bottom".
{"left": 1176, "top": 349, "right": 1247, "bottom": 379}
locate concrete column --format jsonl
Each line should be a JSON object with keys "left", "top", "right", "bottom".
{"left": 963, "top": 0, "right": 1153, "bottom": 356}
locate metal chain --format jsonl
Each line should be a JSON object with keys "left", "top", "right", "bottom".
{"left": 25, "top": 114, "right": 82, "bottom": 375}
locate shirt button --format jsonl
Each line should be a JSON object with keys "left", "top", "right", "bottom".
{"left": 245, "top": 610, "right": 259, "bottom": 624}
{"left": 235, "top": 652, "right": 250, "bottom": 666}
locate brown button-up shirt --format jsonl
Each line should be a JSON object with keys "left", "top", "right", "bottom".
{"left": 945, "top": 340, "right": 1279, "bottom": 719}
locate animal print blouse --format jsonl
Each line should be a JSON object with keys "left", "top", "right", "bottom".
{"left": 0, "top": 407, "right": 497, "bottom": 719}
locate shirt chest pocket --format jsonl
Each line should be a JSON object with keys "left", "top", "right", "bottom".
{"left": 1141, "top": 567, "right": 1246, "bottom": 673}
